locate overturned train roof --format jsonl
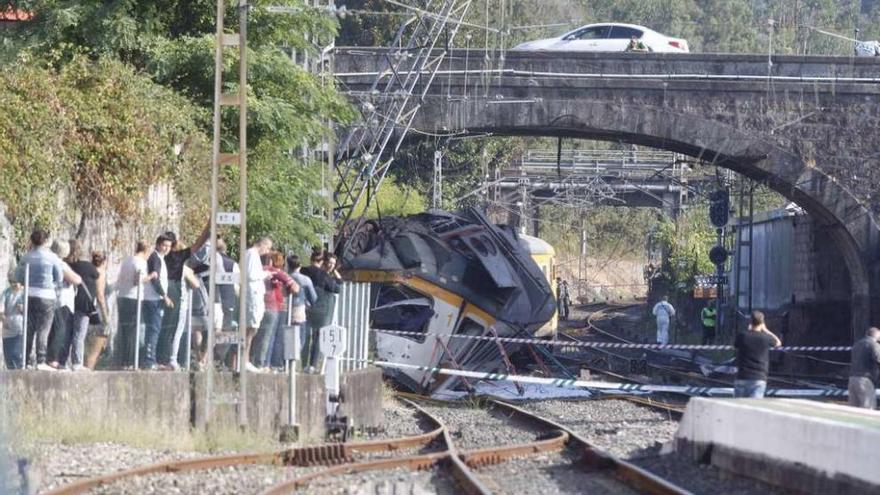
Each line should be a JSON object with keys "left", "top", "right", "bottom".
{"left": 339, "top": 207, "right": 556, "bottom": 334}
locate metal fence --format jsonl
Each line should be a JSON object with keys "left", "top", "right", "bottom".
{"left": 331, "top": 281, "right": 371, "bottom": 372}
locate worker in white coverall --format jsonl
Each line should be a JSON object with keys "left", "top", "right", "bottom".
{"left": 652, "top": 296, "right": 676, "bottom": 344}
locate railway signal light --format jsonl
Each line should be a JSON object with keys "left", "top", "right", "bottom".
{"left": 709, "top": 245, "right": 729, "bottom": 266}
{"left": 708, "top": 189, "right": 730, "bottom": 228}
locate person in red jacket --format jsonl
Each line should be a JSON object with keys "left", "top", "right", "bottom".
{"left": 252, "top": 251, "right": 298, "bottom": 370}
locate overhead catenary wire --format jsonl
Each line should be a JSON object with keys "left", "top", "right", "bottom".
{"left": 382, "top": 0, "right": 500, "bottom": 33}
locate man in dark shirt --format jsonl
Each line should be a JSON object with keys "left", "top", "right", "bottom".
{"left": 157, "top": 222, "right": 210, "bottom": 369}
{"left": 848, "top": 327, "right": 880, "bottom": 409}
{"left": 734, "top": 310, "right": 782, "bottom": 398}
{"left": 300, "top": 250, "right": 341, "bottom": 371}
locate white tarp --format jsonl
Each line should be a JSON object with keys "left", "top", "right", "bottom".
{"left": 432, "top": 381, "right": 596, "bottom": 401}
{"left": 855, "top": 40, "right": 880, "bottom": 57}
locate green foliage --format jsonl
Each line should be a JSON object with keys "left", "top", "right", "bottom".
{"left": 539, "top": 205, "right": 660, "bottom": 262}
{"left": 336, "top": 0, "right": 401, "bottom": 47}
{"left": 654, "top": 205, "right": 716, "bottom": 293}
{"left": 1, "top": 0, "right": 355, "bottom": 250}
{"left": 352, "top": 174, "right": 427, "bottom": 219}
{"left": 390, "top": 137, "right": 522, "bottom": 211}
{"left": 0, "top": 56, "right": 210, "bottom": 248}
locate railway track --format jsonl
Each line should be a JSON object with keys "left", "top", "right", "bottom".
{"left": 559, "top": 302, "right": 841, "bottom": 394}
{"left": 45, "top": 395, "right": 693, "bottom": 495}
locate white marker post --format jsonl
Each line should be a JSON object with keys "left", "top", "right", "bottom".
{"left": 134, "top": 270, "right": 143, "bottom": 370}
{"left": 320, "top": 324, "right": 347, "bottom": 417}
{"left": 185, "top": 286, "right": 193, "bottom": 372}
{"left": 280, "top": 294, "right": 299, "bottom": 442}
{"left": 21, "top": 264, "right": 29, "bottom": 369}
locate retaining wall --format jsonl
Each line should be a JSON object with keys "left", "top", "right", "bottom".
{"left": 0, "top": 367, "right": 383, "bottom": 443}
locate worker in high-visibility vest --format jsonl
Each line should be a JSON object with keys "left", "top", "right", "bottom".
{"left": 701, "top": 300, "right": 717, "bottom": 345}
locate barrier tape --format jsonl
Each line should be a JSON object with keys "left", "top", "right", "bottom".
{"left": 347, "top": 358, "right": 875, "bottom": 398}
{"left": 372, "top": 328, "right": 852, "bottom": 353}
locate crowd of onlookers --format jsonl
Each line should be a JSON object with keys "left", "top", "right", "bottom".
{"left": 0, "top": 227, "right": 343, "bottom": 373}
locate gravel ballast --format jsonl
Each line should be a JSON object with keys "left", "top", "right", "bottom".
{"left": 365, "top": 399, "right": 436, "bottom": 440}
{"left": 29, "top": 442, "right": 205, "bottom": 493}
{"left": 519, "top": 399, "right": 678, "bottom": 458}
{"left": 418, "top": 403, "right": 540, "bottom": 451}
{"left": 301, "top": 466, "right": 457, "bottom": 495}
{"left": 89, "top": 464, "right": 318, "bottom": 495}
{"left": 517, "top": 399, "right": 786, "bottom": 494}
{"left": 477, "top": 451, "right": 638, "bottom": 495}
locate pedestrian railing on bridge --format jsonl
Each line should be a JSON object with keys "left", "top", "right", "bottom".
{"left": 512, "top": 149, "right": 683, "bottom": 180}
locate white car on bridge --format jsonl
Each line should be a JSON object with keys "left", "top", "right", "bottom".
{"left": 512, "top": 23, "right": 689, "bottom": 53}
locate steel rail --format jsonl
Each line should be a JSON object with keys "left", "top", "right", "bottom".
{"left": 260, "top": 397, "right": 493, "bottom": 495}
{"left": 44, "top": 452, "right": 282, "bottom": 495}
{"left": 45, "top": 400, "right": 446, "bottom": 495}
{"left": 459, "top": 430, "right": 569, "bottom": 468}
{"left": 488, "top": 399, "right": 693, "bottom": 495}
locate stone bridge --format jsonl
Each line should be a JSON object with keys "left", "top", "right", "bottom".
{"left": 334, "top": 48, "right": 880, "bottom": 336}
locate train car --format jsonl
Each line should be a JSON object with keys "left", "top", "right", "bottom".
{"left": 518, "top": 234, "right": 557, "bottom": 338}
{"left": 339, "top": 208, "right": 557, "bottom": 394}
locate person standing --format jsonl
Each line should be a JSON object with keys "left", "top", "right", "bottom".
{"left": 190, "top": 239, "right": 240, "bottom": 369}
{"left": 301, "top": 250, "right": 341, "bottom": 371}
{"left": 187, "top": 248, "right": 212, "bottom": 371}
{"left": 243, "top": 237, "right": 273, "bottom": 372}
{"left": 16, "top": 229, "right": 81, "bottom": 370}
{"left": 143, "top": 234, "right": 173, "bottom": 370}
{"left": 82, "top": 252, "right": 110, "bottom": 369}
{"left": 700, "top": 299, "right": 717, "bottom": 345}
{"left": 114, "top": 241, "right": 151, "bottom": 369}
{"left": 1, "top": 273, "right": 25, "bottom": 370}
{"left": 167, "top": 264, "right": 201, "bottom": 369}
{"left": 734, "top": 310, "right": 782, "bottom": 398}
{"left": 46, "top": 240, "right": 77, "bottom": 369}
{"left": 848, "top": 327, "right": 880, "bottom": 409}
{"left": 215, "top": 239, "right": 240, "bottom": 333}
{"left": 253, "top": 251, "right": 298, "bottom": 370}
{"left": 157, "top": 224, "right": 210, "bottom": 369}
{"left": 287, "top": 255, "right": 317, "bottom": 367}
{"left": 67, "top": 244, "right": 109, "bottom": 370}
{"left": 556, "top": 278, "right": 571, "bottom": 321}
{"left": 652, "top": 296, "right": 676, "bottom": 345}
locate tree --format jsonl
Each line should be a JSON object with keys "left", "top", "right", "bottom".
{"left": 1, "top": 0, "right": 355, "bottom": 248}
{"left": 0, "top": 56, "right": 210, "bottom": 248}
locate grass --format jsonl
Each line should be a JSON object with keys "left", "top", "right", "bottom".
{"left": 6, "top": 403, "right": 278, "bottom": 456}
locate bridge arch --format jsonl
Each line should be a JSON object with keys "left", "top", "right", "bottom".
{"left": 420, "top": 98, "right": 877, "bottom": 336}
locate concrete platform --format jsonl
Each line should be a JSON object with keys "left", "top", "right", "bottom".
{"left": 674, "top": 398, "right": 880, "bottom": 494}
{"left": 0, "top": 368, "right": 382, "bottom": 442}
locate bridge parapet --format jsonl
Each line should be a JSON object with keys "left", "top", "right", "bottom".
{"left": 334, "top": 47, "right": 880, "bottom": 79}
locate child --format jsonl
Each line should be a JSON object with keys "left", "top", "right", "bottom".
{"left": 1, "top": 275, "right": 25, "bottom": 369}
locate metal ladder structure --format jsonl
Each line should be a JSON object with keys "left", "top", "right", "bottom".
{"left": 204, "top": 0, "right": 250, "bottom": 429}
{"left": 333, "top": 0, "right": 473, "bottom": 242}
{"left": 432, "top": 149, "right": 443, "bottom": 209}
{"left": 731, "top": 179, "right": 755, "bottom": 335}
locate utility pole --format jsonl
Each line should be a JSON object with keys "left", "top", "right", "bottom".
{"left": 205, "top": 0, "right": 249, "bottom": 431}
{"left": 432, "top": 149, "right": 443, "bottom": 210}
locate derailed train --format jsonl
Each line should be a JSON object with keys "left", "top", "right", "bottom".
{"left": 338, "top": 208, "right": 558, "bottom": 394}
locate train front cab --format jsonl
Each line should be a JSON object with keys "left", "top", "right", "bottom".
{"left": 518, "top": 234, "right": 557, "bottom": 338}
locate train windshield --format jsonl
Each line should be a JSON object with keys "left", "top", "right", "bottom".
{"left": 372, "top": 285, "right": 435, "bottom": 342}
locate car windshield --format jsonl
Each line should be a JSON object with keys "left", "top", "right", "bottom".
{"left": 564, "top": 25, "right": 611, "bottom": 41}
{"left": 609, "top": 26, "right": 644, "bottom": 39}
